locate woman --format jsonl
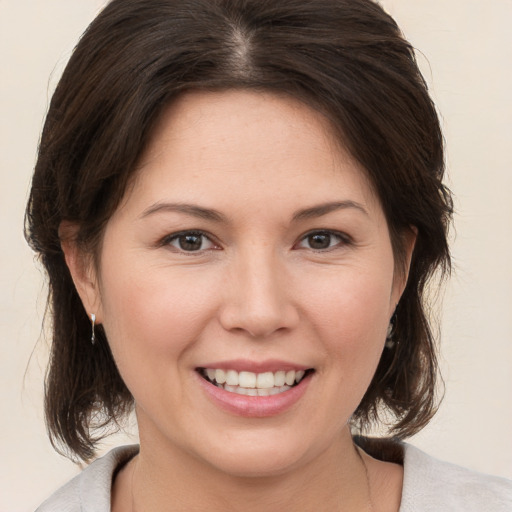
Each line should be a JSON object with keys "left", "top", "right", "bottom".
{"left": 25, "top": 0, "right": 512, "bottom": 510}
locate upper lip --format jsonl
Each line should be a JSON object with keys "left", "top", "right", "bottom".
{"left": 195, "top": 359, "right": 312, "bottom": 373}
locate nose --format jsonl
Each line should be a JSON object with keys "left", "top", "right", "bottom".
{"left": 218, "top": 250, "right": 300, "bottom": 339}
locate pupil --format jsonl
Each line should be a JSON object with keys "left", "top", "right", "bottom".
{"left": 179, "top": 234, "right": 202, "bottom": 251}
{"left": 309, "top": 233, "right": 330, "bottom": 249}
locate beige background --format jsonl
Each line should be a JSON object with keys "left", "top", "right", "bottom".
{"left": 1, "top": 1, "right": 511, "bottom": 510}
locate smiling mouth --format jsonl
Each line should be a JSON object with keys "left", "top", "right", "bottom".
{"left": 197, "top": 368, "right": 314, "bottom": 396}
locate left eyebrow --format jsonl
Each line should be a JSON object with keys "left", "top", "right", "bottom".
{"left": 292, "top": 201, "right": 369, "bottom": 222}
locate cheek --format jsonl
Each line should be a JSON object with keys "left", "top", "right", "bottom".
{"left": 306, "top": 266, "right": 392, "bottom": 326}
{"left": 97, "top": 261, "right": 222, "bottom": 384}
{"left": 300, "top": 265, "right": 393, "bottom": 372}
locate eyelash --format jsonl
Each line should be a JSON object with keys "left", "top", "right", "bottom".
{"left": 159, "top": 229, "right": 352, "bottom": 254}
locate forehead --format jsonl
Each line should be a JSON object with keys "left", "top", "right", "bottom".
{"left": 124, "top": 89, "right": 379, "bottom": 217}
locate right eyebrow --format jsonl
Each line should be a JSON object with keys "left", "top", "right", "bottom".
{"left": 139, "top": 202, "right": 227, "bottom": 223}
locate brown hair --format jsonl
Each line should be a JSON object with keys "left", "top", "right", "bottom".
{"left": 25, "top": 0, "right": 452, "bottom": 462}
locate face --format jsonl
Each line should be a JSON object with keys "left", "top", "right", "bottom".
{"left": 74, "top": 90, "right": 410, "bottom": 477}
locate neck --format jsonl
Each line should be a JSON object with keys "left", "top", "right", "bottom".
{"left": 125, "top": 427, "right": 372, "bottom": 512}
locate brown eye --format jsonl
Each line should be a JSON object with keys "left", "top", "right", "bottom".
{"left": 297, "top": 231, "right": 347, "bottom": 251}
{"left": 178, "top": 234, "right": 203, "bottom": 251}
{"left": 166, "top": 231, "right": 215, "bottom": 252}
{"left": 308, "top": 233, "right": 332, "bottom": 249}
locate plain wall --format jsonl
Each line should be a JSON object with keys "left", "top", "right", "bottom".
{"left": 1, "top": 1, "right": 511, "bottom": 510}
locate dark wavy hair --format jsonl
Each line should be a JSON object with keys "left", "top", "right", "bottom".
{"left": 25, "top": 0, "right": 452, "bottom": 462}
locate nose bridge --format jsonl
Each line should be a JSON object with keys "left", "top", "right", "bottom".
{"left": 219, "top": 245, "right": 298, "bottom": 338}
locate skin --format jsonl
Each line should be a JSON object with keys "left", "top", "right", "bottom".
{"left": 64, "top": 90, "right": 413, "bottom": 511}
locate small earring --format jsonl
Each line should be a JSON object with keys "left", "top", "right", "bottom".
{"left": 91, "top": 313, "right": 96, "bottom": 345}
{"left": 385, "top": 312, "right": 396, "bottom": 349}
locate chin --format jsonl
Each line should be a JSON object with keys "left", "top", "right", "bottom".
{"left": 205, "top": 449, "right": 306, "bottom": 479}
{"left": 192, "top": 427, "right": 329, "bottom": 479}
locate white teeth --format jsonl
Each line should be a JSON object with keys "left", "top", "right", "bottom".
{"left": 285, "top": 370, "right": 296, "bottom": 386}
{"left": 203, "top": 368, "right": 309, "bottom": 395}
{"left": 226, "top": 369, "right": 239, "bottom": 386}
{"left": 295, "top": 370, "right": 305, "bottom": 383}
{"left": 239, "top": 371, "right": 256, "bottom": 388}
{"left": 256, "top": 372, "right": 274, "bottom": 389}
{"left": 215, "top": 369, "right": 226, "bottom": 384}
{"left": 215, "top": 384, "right": 293, "bottom": 397}
{"left": 274, "top": 370, "right": 286, "bottom": 387}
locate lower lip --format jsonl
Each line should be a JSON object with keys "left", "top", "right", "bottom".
{"left": 197, "top": 372, "right": 312, "bottom": 418}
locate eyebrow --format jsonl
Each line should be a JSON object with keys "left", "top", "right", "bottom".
{"left": 292, "top": 201, "right": 368, "bottom": 221}
{"left": 139, "top": 200, "right": 368, "bottom": 223}
{"left": 140, "top": 202, "right": 227, "bottom": 222}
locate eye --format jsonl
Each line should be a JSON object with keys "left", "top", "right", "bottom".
{"left": 164, "top": 231, "right": 217, "bottom": 252}
{"left": 296, "top": 230, "right": 348, "bottom": 251}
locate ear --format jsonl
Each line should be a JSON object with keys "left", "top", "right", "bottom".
{"left": 59, "top": 221, "right": 103, "bottom": 322}
{"left": 391, "top": 225, "right": 418, "bottom": 310}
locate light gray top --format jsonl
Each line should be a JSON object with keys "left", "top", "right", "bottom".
{"left": 36, "top": 443, "right": 512, "bottom": 511}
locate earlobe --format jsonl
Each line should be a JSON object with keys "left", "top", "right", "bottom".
{"left": 59, "top": 221, "right": 102, "bottom": 322}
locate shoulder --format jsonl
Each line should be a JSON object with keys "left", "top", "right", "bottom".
{"left": 35, "top": 445, "right": 139, "bottom": 512}
{"left": 400, "top": 443, "right": 512, "bottom": 512}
